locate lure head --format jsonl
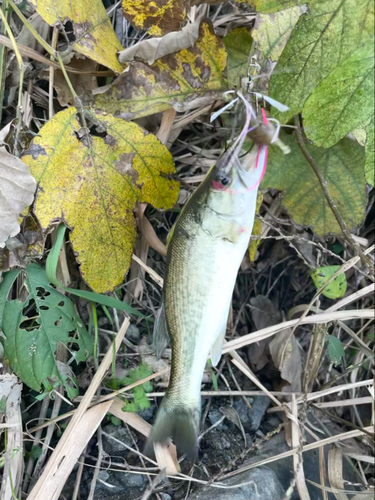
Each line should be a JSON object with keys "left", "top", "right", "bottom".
{"left": 195, "top": 98, "right": 268, "bottom": 220}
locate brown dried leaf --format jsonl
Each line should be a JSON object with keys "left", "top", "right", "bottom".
{"left": 248, "top": 295, "right": 281, "bottom": 371}
{"left": 122, "top": 0, "right": 188, "bottom": 36}
{"left": 93, "top": 21, "right": 227, "bottom": 120}
{"left": 269, "top": 328, "right": 302, "bottom": 392}
{"left": 40, "top": 55, "right": 98, "bottom": 107}
{"left": 137, "top": 203, "right": 167, "bottom": 257}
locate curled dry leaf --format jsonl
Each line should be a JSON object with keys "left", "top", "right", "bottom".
{"left": 28, "top": 0, "right": 124, "bottom": 73}
{"left": 269, "top": 328, "right": 302, "bottom": 392}
{"left": 22, "top": 108, "right": 179, "bottom": 293}
{"left": 119, "top": 20, "right": 200, "bottom": 65}
{"left": 122, "top": 0, "right": 188, "bottom": 36}
{"left": 0, "top": 148, "right": 36, "bottom": 247}
{"left": 93, "top": 21, "right": 227, "bottom": 120}
{"left": 136, "top": 203, "right": 167, "bottom": 257}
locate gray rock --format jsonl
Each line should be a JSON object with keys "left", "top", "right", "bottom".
{"left": 139, "top": 404, "right": 156, "bottom": 422}
{"left": 121, "top": 472, "right": 147, "bottom": 488}
{"left": 127, "top": 324, "right": 141, "bottom": 343}
{"left": 187, "top": 467, "right": 285, "bottom": 500}
{"left": 102, "top": 423, "right": 133, "bottom": 454}
{"left": 249, "top": 397, "right": 271, "bottom": 432}
{"left": 208, "top": 409, "right": 226, "bottom": 430}
{"left": 159, "top": 494, "right": 172, "bottom": 500}
{"left": 233, "top": 398, "right": 253, "bottom": 432}
{"left": 232, "top": 396, "right": 270, "bottom": 433}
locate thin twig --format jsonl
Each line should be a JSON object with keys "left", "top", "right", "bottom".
{"left": 49, "top": 27, "right": 59, "bottom": 119}
{"left": 295, "top": 116, "right": 374, "bottom": 275}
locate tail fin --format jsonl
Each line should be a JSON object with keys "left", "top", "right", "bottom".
{"left": 145, "top": 395, "right": 200, "bottom": 459}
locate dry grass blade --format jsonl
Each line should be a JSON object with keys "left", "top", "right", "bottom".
{"left": 132, "top": 254, "right": 164, "bottom": 287}
{"left": 110, "top": 397, "right": 154, "bottom": 438}
{"left": 326, "top": 283, "right": 375, "bottom": 312}
{"left": 221, "top": 427, "right": 374, "bottom": 480}
{"left": 154, "top": 442, "right": 180, "bottom": 475}
{"left": 315, "top": 397, "right": 373, "bottom": 408}
{"left": 0, "top": 375, "right": 23, "bottom": 500}
{"left": 298, "top": 379, "right": 373, "bottom": 404}
{"left": 231, "top": 358, "right": 282, "bottom": 407}
{"left": 27, "top": 401, "right": 112, "bottom": 500}
{"left": 303, "top": 324, "right": 327, "bottom": 393}
{"left": 222, "top": 309, "right": 374, "bottom": 354}
{"left": 328, "top": 449, "right": 349, "bottom": 500}
{"left": 291, "top": 394, "right": 311, "bottom": 500}
{"left": 27, "top": 318, "right": 129, "bottom": 500}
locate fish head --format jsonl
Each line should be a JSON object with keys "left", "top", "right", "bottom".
{"left": 199, "top": 146, "right": 262, "bottom": 218}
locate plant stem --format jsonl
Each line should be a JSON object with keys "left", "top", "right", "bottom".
{"left": 0, "top": 5, "right": 24, "bottom": 155}
{"left": 295, "top": 116, "right": 374, "bottom": 276}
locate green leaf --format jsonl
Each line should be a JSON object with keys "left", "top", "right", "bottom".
{"left": 1, "top": 263, "right": 93, "bottom": 392}
{"left": 122, "top": 401, "right": 138, "bottom": 413}
{"left": 223, "top": 27, "right": 252, "bottom": 88}
{"left": 262, "top": 133, "right": 367, "bottom": 235}
{"left": 30, "top": 446, "right": 43, "bottom": 460}
{"left": 109, "top": 415, "right": 122, "bottom": 426}
{"left": 0, "top": 268, "right": 21, "bottom": 329}
{"left": 120, "top": 364, "right": 152, "bottom": 413}
{"left": 237, "top": 0, "right": 302, "bottom": 13}
{"left": 211, "top": 370, "right": 219, "bottom": 392}
{"left": 365, "top": 121, "right": 374, "bottom": 186}
{"left": 303, "top": 39, "right": 374, "bottom": 148}
{"left": 327, "top": 335, "right": 345, "bottom": 366}
{"left": 310, "top": 265, "right": 347, "bottom": 299}
{"left": 0, "top": 395, "right": 6, "bottom": 413}
{"left": 46, "top": 224, "right": 144, "bottom": 318}
{"left": 270, "top": 0, "right": 374, "bottom": 122}
{"left": 251, "top": 5, "right": 304, "bottom": 65}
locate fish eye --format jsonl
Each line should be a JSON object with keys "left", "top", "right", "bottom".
{"left": 220, "top": 176, "right": 230, "bottom": 186}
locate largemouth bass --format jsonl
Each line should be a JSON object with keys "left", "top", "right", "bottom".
{"left": 146, "top": 107, "right": 267, "bottom": 456}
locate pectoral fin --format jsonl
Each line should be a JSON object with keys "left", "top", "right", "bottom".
{"left": 210, "top": 328, "right": 226, "bottom": 367}
{"left": 153, "top": 302, "right": 170, "bottom": 359}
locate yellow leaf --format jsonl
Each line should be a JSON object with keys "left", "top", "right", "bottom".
{"left": 94, "top": 20, "right": 227, "bottom": 119}
{"left": 122, "top": 0, "right": 187, "bottom": 36}
{"left": 22, "top": 108, "right": 179, "bottom": 293}
{"left": 248, "top": 191, "right": 263, "bottom": 262}
{"left": 28, "top": 0, "right": 124, "bottom": 73}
